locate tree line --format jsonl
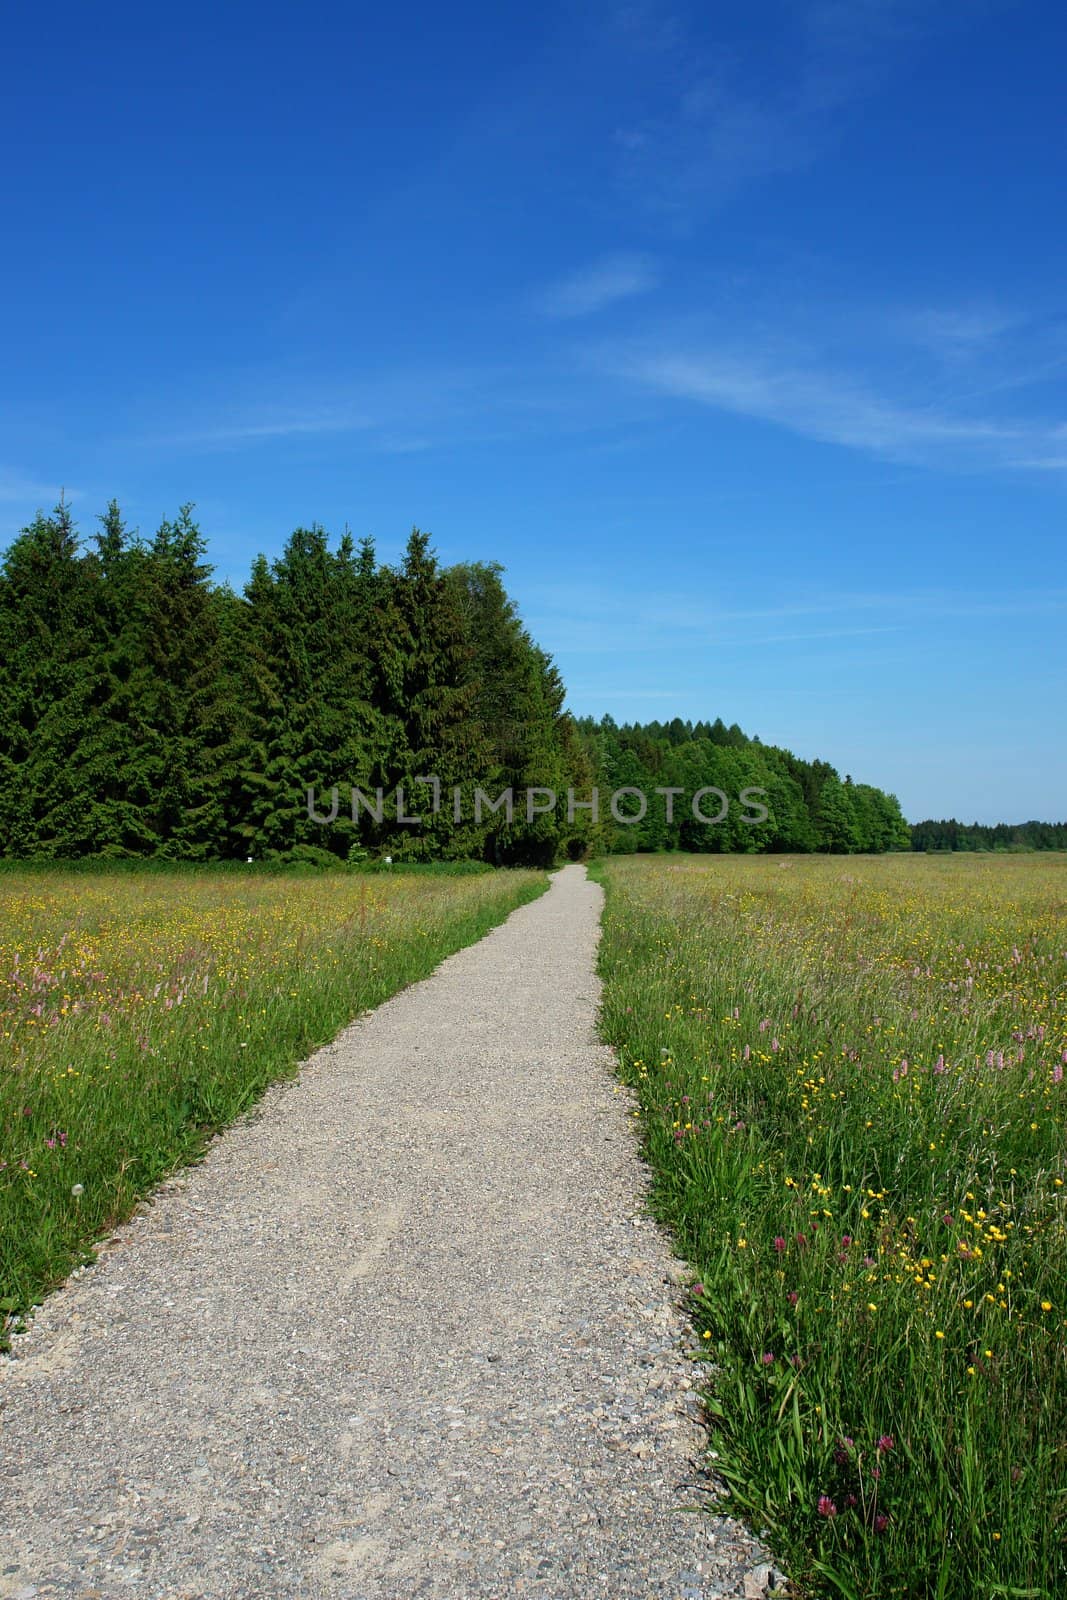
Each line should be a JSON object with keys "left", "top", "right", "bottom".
{"left": 0, "top": 499, "right": 949, "bottom": 863}
{"left": 0, "top": 500, "right": 593, "bottom": 863}
{"left": 910, "top": 818, "right": 1067, "bottom": 851}
{"left": 573, "top": 715, "right": 912, "bottom": 854}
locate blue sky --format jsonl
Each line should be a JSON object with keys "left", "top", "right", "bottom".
{"left": 2, "top": 0, "right": 1065, "bottom": 823}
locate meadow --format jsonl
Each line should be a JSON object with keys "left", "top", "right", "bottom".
{"left": 594, "top": 853, "right": 1066, "bottom": 1600}
{"left": 0, "top": 863, "right": 546, "bottom": 1334}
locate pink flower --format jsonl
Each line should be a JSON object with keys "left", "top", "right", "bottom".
{"left": 761, "top": 1352, "right": 775, "bottom": 1366}
{"left": 874, "top": 1514, "right": 889, "bottom": 1533}
{"left": 877, "top": 1434, "right": 894, "bottom": 1453}
{"left": 817, "top": 1496, "right": 837, "bottom": 1519}
{"left": 787, "top": 1290, "right": 799, "bottom": 1306}
{"left": 774, "top": 1236, "right": 787, "bottom": 1253}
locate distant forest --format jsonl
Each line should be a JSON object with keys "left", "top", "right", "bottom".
{"left": 910, "top": 818, "right": 1067, "bottom": 851}
{"left": 0, "top": 502, "right": 1052, "bottom": 863}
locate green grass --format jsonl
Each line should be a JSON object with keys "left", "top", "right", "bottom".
{"left": 592, "top": 853, "right": 1067, "bottom": 1600}
{"left": 0, "top": 864, "right": 546, "bottom": 1335}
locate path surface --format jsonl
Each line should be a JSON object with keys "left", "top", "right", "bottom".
{"left": 0, "top": 866, "right": 769, "bottom": 1600}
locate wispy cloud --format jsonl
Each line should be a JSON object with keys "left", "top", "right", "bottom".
{"left": 524, "top": 581, "right": 1067, "bottom": 658}
{"left": 0, "top": 468, "right": 69, "bottom": 505}
{"left": 598, "top": 338, "right": 1067, "bottom": 469}
{"left": 132, "top": 365, "right": 492, "bottom": 453}
{"left": 897, "top": 304, "right": 1022, "bottom": 357}
{"left": 536, "top": 253, "right": 659, "bottom": 318}
{"left": 613, "top": 77, "right": 821, "bottom": 217}
{"left": 143, "top": 410, "right": 377, "bottom": 450}
{"left": 607, "top": 0, "right": 993, "bottom": 221}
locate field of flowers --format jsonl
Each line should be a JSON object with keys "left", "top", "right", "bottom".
{"left": 594, "top": 853, "right": 1066, "bottom": 1600}
{"left": 0, "top": 864, "right": 545, "bottom": 1333}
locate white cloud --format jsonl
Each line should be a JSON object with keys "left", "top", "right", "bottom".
{"left": 600, "top": 340, "right": 1067, "bottom": 468}
{"left": 898, "top": 305, "right": 1021, "bottom": 355}
{"left": 536, "top": 254, "right": 659, "bottom": 319}
{"left": 0, "top": 468, "right": 68, "bottom": 504}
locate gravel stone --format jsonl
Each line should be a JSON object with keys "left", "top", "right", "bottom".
{"left": 0, "top": 865, "right": 774, "bottom": 1598}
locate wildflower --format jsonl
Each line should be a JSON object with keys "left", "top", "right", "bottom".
{"left": 71, "top": 1182, "right": 84, "bottom": 1197}
{"left": 774, "top": 1236, "right": 786, "bottom": 1253}
{"left": 817, "top": 1496, "right": 837, "bottom": 1518}
{"left": 877, "top": 1434, "right": 894, "bottom": 1453}
{"left": 761, "top": 1352, "right": 775, "bottom": 1366}
{"left": 874, "top": 1514, "right": 890, "bottom": 1534}
{"left": 787, "top": 1291, "right": 799, "bottom": 1306}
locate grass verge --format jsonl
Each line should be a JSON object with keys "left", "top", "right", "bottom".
{"left": 1, "top": 864, "right": 546, "bottom": 1336}
{"left": 592, "top": 853, "right": 1066, "bottom": 1600}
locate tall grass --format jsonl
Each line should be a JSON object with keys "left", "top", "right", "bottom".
{"left": 593, "top": 853, "right": 1067, "bottom": 1600}
{"left": 1, "top": 865, "right": 546, "bottom": 1332}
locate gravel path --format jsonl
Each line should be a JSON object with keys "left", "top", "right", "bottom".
{"left": 0, "top": 865, "right": 772, "bottom": 1600}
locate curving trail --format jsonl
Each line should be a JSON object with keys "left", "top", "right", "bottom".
{"left": 0, "top": 865, "right": 768, "bottom": 1600}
